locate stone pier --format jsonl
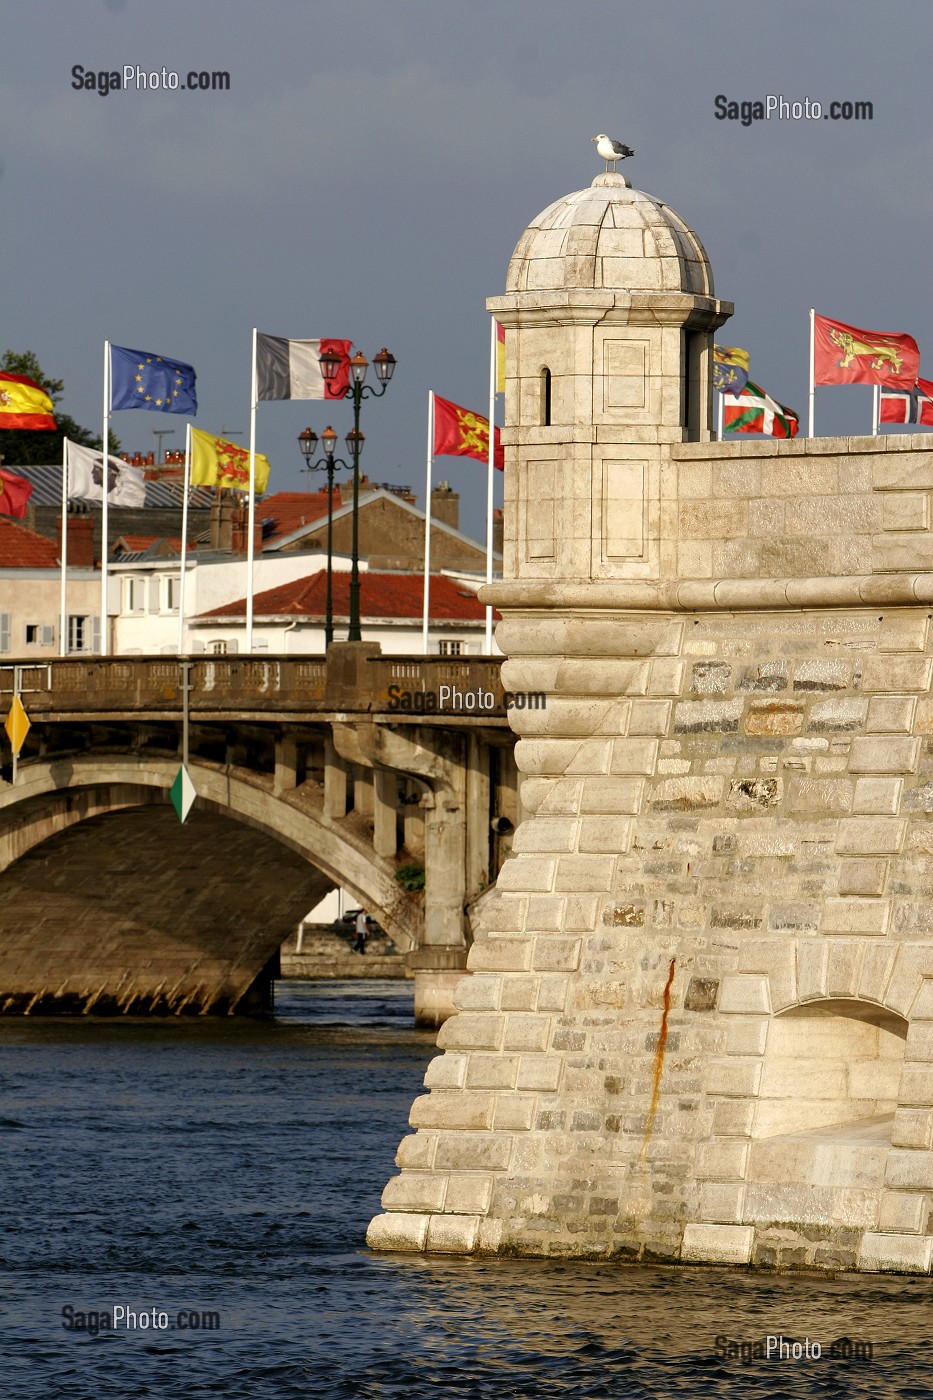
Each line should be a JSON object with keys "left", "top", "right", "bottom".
{"left": 369, "top": 169, "right": 933, "bottom": 1272}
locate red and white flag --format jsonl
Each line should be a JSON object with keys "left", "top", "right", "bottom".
{"left": 255, "top": 335, "right": 352, "bottom": 400}
{"left": 813, "top": 314, "right": 919, "bottom": 389}
{"left": 880, "top": 378, "right": 933, "bottom": 426}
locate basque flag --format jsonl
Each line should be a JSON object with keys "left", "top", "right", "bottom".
{"left": 880, "top": 378, "right": 933, "bottom": 427}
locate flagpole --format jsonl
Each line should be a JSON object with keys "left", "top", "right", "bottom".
{"left": 59, "top": 438, "right": 68, "bottom": 657}
{"left": 178, "top": 422, "right": 191, "bottom": 655}
{"left": 808, "top": 308, "right": 815, "bottom": 439}
{"left": 716, "top": 390, "right": 724, "bottom": 443}
{"left": 421, "top": 391, "right": 434, "bottom": 655}
{"left": 484, "top": 319, "right": 497, "bottom": 655}
{"left": 100, "top": 341, "right": 110, "bottom": 655}
{"left": 872, "top": 384, "right": 880, "bottom": 436}
{"left": 246, "top": 326, "right": 258, "bottom": 654}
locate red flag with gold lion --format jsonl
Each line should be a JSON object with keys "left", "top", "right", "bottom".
{"left": 433, "top": 394, "right": 503, "bottom": 469}
{"left": 814, "top": 314, "right": 919, "bottom": 388}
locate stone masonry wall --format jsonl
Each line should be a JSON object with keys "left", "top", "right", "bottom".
{"left": 370, "top": 603, "right": 933, "bottom": 1271}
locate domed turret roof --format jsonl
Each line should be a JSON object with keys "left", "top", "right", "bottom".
{"left": 506, "top": 172, "right": 713, "bottom": 297}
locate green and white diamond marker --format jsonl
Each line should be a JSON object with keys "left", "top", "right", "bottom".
{"left": 170, "top": 764, "right": 196, "bottom": 824}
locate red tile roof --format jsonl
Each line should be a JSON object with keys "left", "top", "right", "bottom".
{"left": 112, "top": 534, "right": 185, "bottom": 555}
{"left": 199, "top": 571, "right": 494, "bottom": 622}
{"left": 257, "top": 491, "right": 339, "bottom": 543}
{"left": 0, "top": 516, "right": 61, "bottom": 567}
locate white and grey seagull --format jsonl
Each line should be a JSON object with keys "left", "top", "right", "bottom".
{"left": 592, "top": 134, "right": 635, "bottom": 172}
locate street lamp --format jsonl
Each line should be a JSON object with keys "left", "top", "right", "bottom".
{"left": 319, "top": 346, "right": 396, "bottom": 642}
{"left": 298, "top": 425, "right": 346, "bottom": 647}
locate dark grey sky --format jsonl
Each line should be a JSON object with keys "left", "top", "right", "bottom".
{"left": 3, "top": 0, "right": 930, "bottom": 541}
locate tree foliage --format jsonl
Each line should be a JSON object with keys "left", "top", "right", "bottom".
{"left": 0, "top": 349, "right": 119, "bottom": 466}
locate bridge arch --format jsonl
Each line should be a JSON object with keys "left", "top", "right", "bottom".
{"left": 0, "top": 756, "right": 421, "bottom": 1016}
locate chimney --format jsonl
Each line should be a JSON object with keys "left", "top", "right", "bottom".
{"left": 493, "top": 507, "right": 504, "bottom": 561}
{"left": 431, "top": 480, "right": 459, "bottom": 531}
{"left": 60, "top": 503, "right": 96, "bottom": 568}
{"left": 210, "top": 494, "right": 237, "bottom": 551}
{"left": 339, "top": 473, "right": 370, "bottom": 506}
{"left": 230, "top": 503, "right": 263, "bottom": 556}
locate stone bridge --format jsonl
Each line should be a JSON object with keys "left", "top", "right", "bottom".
{"left": 0, "top": 646, "right": 520, "bottom": 1024}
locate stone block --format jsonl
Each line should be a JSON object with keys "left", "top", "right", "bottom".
{"left": 691, "top": 662, "right": 731, "bottom": 694}
{"left": 681, "top": 1223, "right": 754, "bottom": 1265}
{"left": 609, "top": 738, "right": 659, "bottom": 774}
{"left": 437, "top": 1012, "right": 506, "bottom": 1052}
{"left": 628, "top": 700, "right": 672, "bottom": 736}
{"left": 495, "top": 858, "right": 556, "bottom": 893}
{"left": 674, "top": 699, "right": 743, "bottom": 734}
{"left": 554, "top": 855, "right": 616, "bottom": 892}
{"left": 838, "top": 859, "right": 888, "bottom": 897}
{"left": 563, "top": 896, "right": 600, "bottom": 931}
{"left": 878, "top": 1192, "right": 928, "bottom": 1233}
{"left": 493, "top": 1096, "right": 537, "bottom": 1131}
{"left": 745, "top": 703, "right": 803, "bottom": 737}
{"left": 536, "top": 974, "right": 570, "bottom": 1011}
{"left": 877, "top": 613, "right": 930, "bottom": 653}
{"left": 788, "top": 777, "right": 852, "bottom": 814}
{"left": 866, "top": 696, "right": 917, "bottom": 734}
{"left": 366, "top": 1211, "right": 429, "bottom": 1252}
{"left": 525, "top": 895, "right": 565, "bottom": 933}
{"left": 697, "top": 1138, "right": 750, "bottom": 1181}
{"left": 433, "top": 1134, "right": 513, "bottom": 1172}
{"left": 648, "top": 659, "right": 685, "bottom": 695}
{"left": 426, "top": 1214, "right": 480, "bottom": 1254}
{"left": 424, "top": 1054, "right": 468, "bottom": 1089}
{"left": 517, "top": 1054, "right": 563, "bottom": 1092}
{"left": 859, "top": 656, "right": 933, "bottom": 693}
{"left": 905, "top": 1026, "right": 933, "bottom": 1064}
{"left": 808, "top": 697, "right": 868, "bottom": 732}
{"left": 453, "top": 976, "right": 502, "bottom": 1012}
{"left": 410, "top": 1092, "right": 495, "bottom": 1132}
{"left": 884, "top": 1149, "right": 933, "bottom": 1190}
{"left": 468, "top": 938, "right": 532, "bottom": 974}
{"left": 512, "top": 820, "right": 577, "bottom": 855}
{"left": 896, "top": 1067, "right": 933, "bottom": 1108}
{"left": 910, "top": 980, "right": 933, "bottom": 1020}
{"left": 849, "top": 736, "right": 921, "bottom": 774}
{"left": 531, "top": 938, "right": 582, "bottom": 973}
{"left": 711, "top": 1100, "right": 756, "bottom": 1136}
{"left": 853, "top": 777, "right": 903, "bottom": 815}
{"left": 499, "top": 975, "right": 540, "bottom": 1012}
{"left": 395, "top": 1133, "right": 437, "bottom": 1170}
{"left": 796, "top": 940, "right": 829, "bottom": 1001}
{"left": 578, "top": 818, "right": 632, "bottom": 853}
{"left": 718, "top": 975, "right": 770, "bottom": 1015}
{"left": 698, "top": 1183, "right": 746, "bottom": 1223}
{"left": 793, "top": 660, "right": 850, "bottom": 691}
{"left": 821, "top": 899, "right": 889, "bottom": 935}
{"left": 648, "top": 776, "right": 724, "bottom": 811}
{"left": 858, "top": 1232, "right": 933, "bottom": 1274}
{"left": 836, "top": 818, "right": 906, "bottom": 855}
{"left": 723, "top": 1019, "right": 769, "bottom": 1056}
{"left": 580, "top": 776, "right": 645, "bottom": 814}
{"left": 707, "top": 1059, "right": 762, "bottom": 1097}
{"left": 881, "top": 493, "right": 930, "bottom": 533}
{"left": 382, "top": 1172, "right": 448, "bottom": 1214}
{"left": 891, "top": 1110, "right": 933, "bottom": 1151}
{"left": 444, "top": 1175, "right": 493, "bottom": 1216}
{"left": 503, "top": 1014, "right": 552, "bottom": 1052}
{"left": 465, "top": 1054, "right": 520, "bottom": 1091}
{"left": 858, "top": 943, "right": 899, "bottom": 1006}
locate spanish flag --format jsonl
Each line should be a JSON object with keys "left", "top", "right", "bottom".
{"left": 190, "top": 427, "right": 271, "bottom": 493}
{"left": 433, "top": 394, "right": 503, "bottom": 469}
{"left": 0, "top": 372, "right": 56, "bottom": 430}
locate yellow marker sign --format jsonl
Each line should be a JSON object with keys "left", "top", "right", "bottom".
{"left": 5, "top": 695, "right": 30, "bottom": 756}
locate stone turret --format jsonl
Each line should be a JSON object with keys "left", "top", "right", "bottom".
{"left": 369, "top": 165, "right": 933, "bottom": 1277}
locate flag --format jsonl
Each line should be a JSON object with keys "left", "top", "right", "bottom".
{"left": 110, "top": 345, "right": 198, "bottom": 414}
{"left": 713, "top": 345, "right": 750, "bottom": 395}
{"left": 190, "top": 427, "right": 271, "bottom": 493}
{"left": 813, "top": 315, "right": 919, "bottom": 389}
{"left": 723, "top": 379, "right": 799, "bottom": 439}
{"left": 433, "top": 394, "right": 504, "bottom": 468}
{"left": 0, "top": 467, "right": 34, "bottom": 518}
{"left": 255, "top": 335, "right": 352, "bottom": 401}
{"left": 495, "top": 322, "right": 506, "bottom": 394}
{"left": 0, "top": 372, "right": 56, "bottom": 430}
{"left": 880, "top": 378, "right": 933, "bottom": 427}
{"left": 67, "top": 439, "right": 146, "bottom": 507}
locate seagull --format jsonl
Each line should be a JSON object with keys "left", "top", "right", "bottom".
{"left": 592, "top": 134, "right": 635, "bottom": 172}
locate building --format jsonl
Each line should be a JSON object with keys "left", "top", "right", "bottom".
{"left": 0, "top": 513, "right": 99, "bottom": 657}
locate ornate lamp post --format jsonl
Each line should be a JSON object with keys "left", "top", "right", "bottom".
{"left": 297, "top": 424, "right": 346, "bottom": 648}
{"left": 319, "top": 347, "right": 396, "bottom": 642}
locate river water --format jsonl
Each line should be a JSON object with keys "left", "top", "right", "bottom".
{"left": 1, "top": 979, "right": 929, "bottom": 1398}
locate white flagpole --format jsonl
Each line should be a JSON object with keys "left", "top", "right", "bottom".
{"left": 178, "top": 422, "right": 192, "bottom": 655}
{"left": 716, "top": 390, "right": 724, "bottom": 443}
{"left": 808, "top": 308, "right": 816, "bottom": 439}
{"left": 100, "top": 341, "right": 111, "bottom": 654}
{"left": 872, "top": 384, "right": 880, "bottom": 436}
{"left": 484, "top": 320, "right": 496, "bottom": 655}
{"left": 421, "top": 391, "right": 434, "bottom": 655}
{"left": 59, "top": 438, "right": 68, "bottom": 656}
{"left": 246, "top": 327, "right": 258, "bottom": 653}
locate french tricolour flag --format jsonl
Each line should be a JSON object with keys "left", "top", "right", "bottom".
{"left": 255, "top": 334, "right": 352, "bottom": 400}
{"left": 880, "top": 378, "right": 933, "bottom": 426}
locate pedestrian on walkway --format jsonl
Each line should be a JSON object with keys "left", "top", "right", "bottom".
{"left": 353, "top": 910, "right": 368, "bottom": 955}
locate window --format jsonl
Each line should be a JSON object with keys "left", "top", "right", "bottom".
{"left": 0, "top": 614, "right": 10, "bottom": 654}
{"left": 541, "top": 367, "right": 552, "bottom": 426}
{"left": 125, "top": 577, "right": 146, "bottom": 614}
{"left": 210, "top": 640, "right": 238, "bottom": 655}
{"left": 438, "top": 639, "right": 464, "bottom": 656}
{"left": 26, "top": 625, "right": 39, "bottom": 645}
{"left": 68, "top": 615, "right": 100, "bottom": 654}
{"left": 26, "top": 624, "right": 54, "bottom": 646}
{"left": 165, "top": 575, "right": 181, "bottom": 613}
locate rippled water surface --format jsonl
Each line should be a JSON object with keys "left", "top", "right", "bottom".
{"left": 1, "top": 979, "right": 930, "bottom": 1397}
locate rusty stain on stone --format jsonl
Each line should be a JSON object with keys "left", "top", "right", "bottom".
{"left": 640, "top": 957, "right": 676, "bottom": 1161}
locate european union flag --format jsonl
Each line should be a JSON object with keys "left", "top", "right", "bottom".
{"left": 110, "top": 344, "right": 197, "bottom": 414}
